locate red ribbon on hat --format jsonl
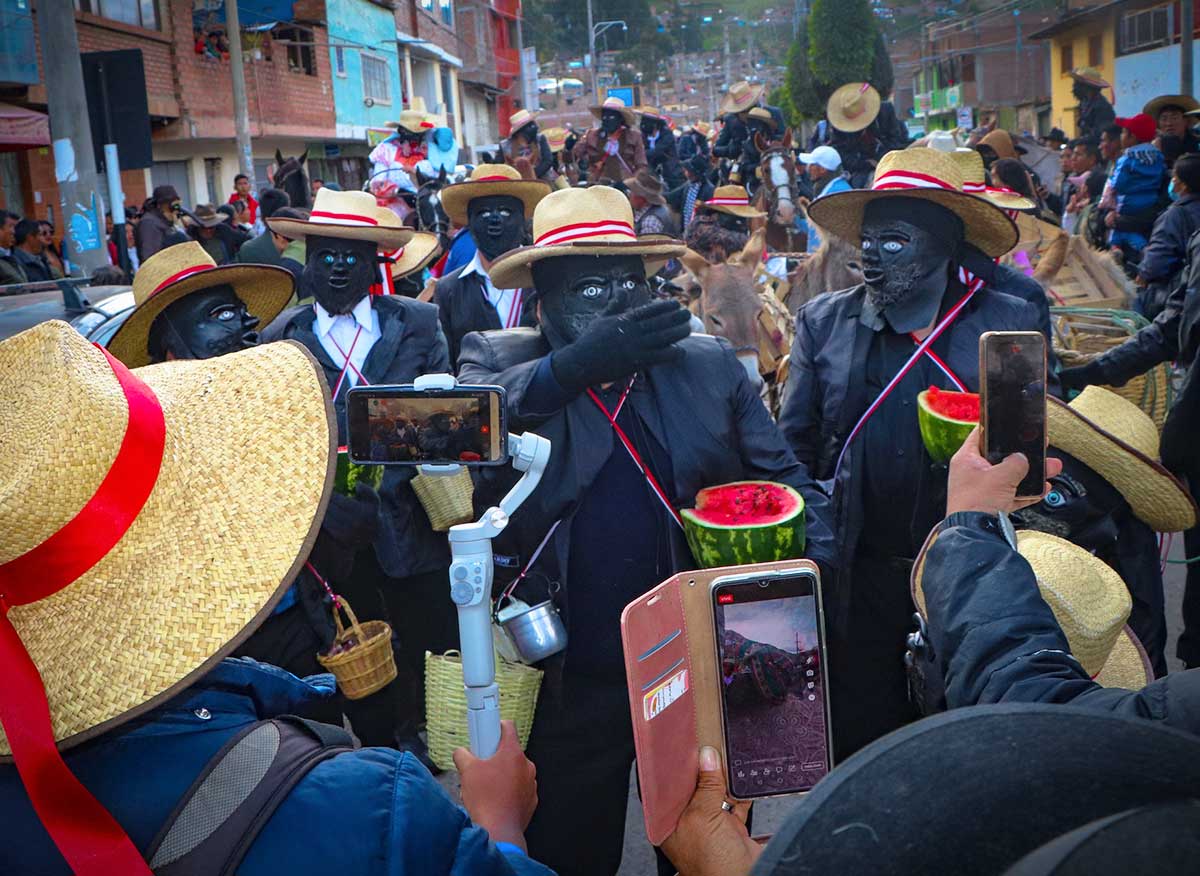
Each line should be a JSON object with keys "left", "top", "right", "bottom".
{"left": 151, "top": 263, "right": 213, "bottom": 296}
{"left": 706, "top": 196, "right": 751, "bottom": 206}
{"left": 310, "top": 209, "right": 380, "bottom": 227}
{"left": 534, "top": 219, "right": 636, "bottom": 247}
{"left": 0, "top": 346, "right": 164, "bottom": 875}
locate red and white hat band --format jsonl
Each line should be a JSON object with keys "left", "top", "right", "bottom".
{"left": 152, "top": 264, "right": 213, "bottom": 297}
{"left": 873, "top": 169, "right": 957, "bottom": 193}
{"left": 535, "top": 220, "right": 637, "bottom": 247}
{"left": 309, "top": 209, "right": 380, "bottom": 228}
{"left": 707, "top": 197, "right": 751, "bottom": 207}
{"left": 962, "top": 180, "right": 986, "bottom": 193}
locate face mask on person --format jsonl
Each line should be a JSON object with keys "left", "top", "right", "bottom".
{"left": 715, "top": 211, "right": 750, "bottom": 233}
{"left": 303, "top": 235, "right": 380, "bottom": 315}
{"left": 467, "top": 195, "right": 526, "bottom": 261}
{"left": 601, "top": 110, "right": 624, "bottom": 136}
{"left": 147, "top": 285, "right": 259, "bottom": 362}
{"left": 534, "top": 254, "right": 650, "bottom": 348}
{"left": 641, "top": 119, "right": 659, "bottom": 139}
{"left": 1169, "top": 178, "right": 1181, "bottom": 202}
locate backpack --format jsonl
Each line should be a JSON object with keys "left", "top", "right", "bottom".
{"left": 145, "top": 716, "right": 355, "bottom": 875}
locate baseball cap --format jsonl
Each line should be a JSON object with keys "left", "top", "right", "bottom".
{"left": 1115, "top": 114, "right": 1156, "bottom": 144}
{"left": 798, "top": 145, "right": 843, "bottom": 171}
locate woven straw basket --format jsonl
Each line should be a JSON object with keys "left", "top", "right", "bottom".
{"left": 411, "top": 468, "right": 475, "bottom": 531}
{"left": 316, "top": 598, "right": 397, "bottom": 700}
{"left": 1051, "top": 307, "right": 1173, "bottom": 430}
{"left": 424, "top": 650, "right": 543, "bottom": 771}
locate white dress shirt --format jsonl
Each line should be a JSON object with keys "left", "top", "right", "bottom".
{"left": 461, "top": 251, "right": 523, "bottom": 328}
{"left": 314, "top": 295, "right": 380, "bottom": 389}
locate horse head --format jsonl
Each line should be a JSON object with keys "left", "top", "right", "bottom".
{"left": 760, "top": 145, "right": 795, "bottom": 226}
{"left": 416, "top": 172, "right": 452, "bottom": 252}
{"left": 272, "top": 149, "right": 310, "bottom": 209}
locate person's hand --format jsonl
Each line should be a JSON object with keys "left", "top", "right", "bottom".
{"left": 946, "top": 426, "right": 1062, "bottom": 516}
{"left": 551, "top": 298, "right": 692, "bottom": 394}
{"left": 454, "top": 721, "right": 538, "bottom": 851}
{"left": 1035, "top": 183, "right": 1050, "bottom": 200}
{"left": 1105, "top": 211, "right": 1118, "bottom": 228}
{"left": 662, "top": 746, "right": 762, "bottom": 876}
{"left": 797, "top": 195, "right": 812, "bottom": 211}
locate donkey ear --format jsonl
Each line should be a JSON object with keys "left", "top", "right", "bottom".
{"left": 275, "top": 149, "right": 285, "bottom": 166}
{"left": 733, "top": 228, "right": 767, "bottom": 267}
{"left": 298, "top": 152, "right": 307, "bottom": 166}
{"left": 782, "top": 128, "right": 793, "bottom": 150}
{"left": 680, "top": 247, "right": 710, "bottom": 283}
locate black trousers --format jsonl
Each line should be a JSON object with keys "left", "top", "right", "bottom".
{"left": 1162, "top": 360, "right": 1200, "bottom": 668}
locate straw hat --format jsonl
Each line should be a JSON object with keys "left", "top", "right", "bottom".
{"left": 806, "top": 148, "right": 1018, "bottom": 258}
{"left": 542, "top": 126, "right": 569, "bottom": 152}
{"left": 0, "top": 320, "right": 335, "bottom": 755}
{"left": 487, "top": 186, "right": 686, "bottom": 289}
{"left": 508, "top": 108, "right": 538, "bottom": 132}
{"left": 440, "top": 163, "right": 552, "bottom": 225}
{"left": 1047, "top": 387, "right": 1197, "bottom": 532}
{"left": 827, "top": 82, "right": 881, "bottom": 133}
{"left": 589, "top": 96, "right": 637, "bottom": 128}
{"left": 1144, "top": 94, "right": 1200, "bottom": 118}
{"left": 387, "top": 95, "right": 439, "bottom": 133}
{"left": 719, "top": 80, "right": 764, "bottom": 115}
{"left": 106, "top": 241, "right": 295, "bottom": 369}
{"left": 386, "top": 230, "right": 442, "bottom": 279}
{"left": 636, "top": 105, "right": 669, "bottom": 123}
{"left": 267, "top": 189, "right": 415, "bottom": 251}
{"left": 978, "top": 129, "right": 1020, "bottom": 161}
{"left": 913, "top": 529, "right": 1151, "bottom": 688}
{"left": 1070, "top": 67, "right": 1111, "bottom": 89}
{"left": 695, "top": 121, "right": 713, "bottom": 138}
{"left": 624, "top": 169, "right": 666, "bottom": 206}
{"left": 947, "top": 147, "right": 1038, "bottom": 212}
{"left": 698, "top": 184, "right": 766, "bottom": 219}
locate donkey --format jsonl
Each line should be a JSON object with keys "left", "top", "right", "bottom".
{"left": 272, "top": 149, "right": 310, "bottom": 209}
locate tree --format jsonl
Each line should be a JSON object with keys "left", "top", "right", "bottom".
{"left": 808, "top": 0, "right": 876, "bottom": 89}
{"left": 869, "top": 30, "right": 895, "bottom": 100}
{"left": 786, "top": 32, "right": 825, "bottom": 120}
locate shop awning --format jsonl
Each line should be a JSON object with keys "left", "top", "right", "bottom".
{"left": 0, "top": 103, "right": 49, "bottom": 152}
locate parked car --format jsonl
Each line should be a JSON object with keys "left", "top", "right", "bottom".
{"left": 0, "top": 280, "right": 132, "bottom": 343}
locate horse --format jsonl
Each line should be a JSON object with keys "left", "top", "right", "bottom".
{"left": 271, "top": 149, "right": 310, "bottom": 209}
{"left": 413, "top": 165, "right": 454, "bottom": 254}
{"left": 752, "top": 133, "right": 800, "bottom": 253}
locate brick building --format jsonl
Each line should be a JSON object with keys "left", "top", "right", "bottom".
{"left": 455, "top": 0, "right": 521, "bottom": 157}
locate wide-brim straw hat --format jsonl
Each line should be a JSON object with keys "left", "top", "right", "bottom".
{"left": 827, "top": 82, "right": 881, "bottom": 133}
{"left": 624, "top": 169, "right": 666, "bottom": 206}
{"left": 1144, "top": 94, "right": 1200, "bottom": 118}
{"left": 719, "top": 80, "right": 765, "bottom": 115}
{"left": 0, "top": 320, "right": 335, "bottom": 755}
{"left": 509, "top": 108, "right": 538, "bottom": 131}
{"left": 698, "top": 184, "right": 765, "bottom": 219}
{"left": 807, "top": 147, "right": 1018, "bottom": 258}
{"left": 946, "top": 148, "right": 1038, "bottom": 213}
{"left": 107, "top": 240, "right": 295, "bottom": 369}
{"left": 387, "top": 95, "right": 439, "bottom": 133}
{"left": 267, "top": 189, "right": 415, "bottom": 251}
{"left": 488, "top": 186, "right": 686, "bottom": 289}
{"left": 636, "top": 105, "right": 669, "bottom": 123}
{"left": 542, "top": 126, "right": 569, "bottom": 152}
{"left": 1070, "top": 67, "right": 1111, "bottom": 89}
{"left": 440, "top": 163, "right": 552, "bottom": 225}
{"left": 589, "top": 96, "right": 637, "bottom": 128}
{"left": 1047, "top": 387, "right": 1197, "bottom": 532}
{"left": 913, "top": 529, "right": 1151, "bottom": 689}
{"left": 386, "top": 230, "right": 442, "bottom": 279}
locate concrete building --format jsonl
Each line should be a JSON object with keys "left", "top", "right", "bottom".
{"left": 394, "top": 0, "right": 464, "bottom": 140}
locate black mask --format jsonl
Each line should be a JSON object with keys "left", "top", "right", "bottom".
{"left": 640, "top": 119, "right": 660, "bottom": 139}
{"left": 147, "top": 284, "right": 259, "bottom": 363}
{"left": 1071, "top": 80, "right": 1098, "bottom": 102}
{"left": 303, "top": 235, "right": 379, "bottom": 315}
{"left": 715, "top": 211, "right": 750, "bottom": 233}
{"left": 860, "top": 199, "right": 962, "bottom": 334}
{"left": 601, "top": 110, "right": 624, "bottom": 136}
{"left": 395, "top": 127, "right": 426, "bottom": 145}
{"left": 1010, "top": 451, "right": 1126, "bottom": 552}
{"left": 534, "top": 254, "right": 650, "bottom": 347}
{"left": 515, "top": 122, "right": 539, "bottom": 143}
{"left": 468, "top": 195, "right": 527, "bottom": 262}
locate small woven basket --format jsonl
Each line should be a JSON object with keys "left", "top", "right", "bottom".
{"left": 316, "top": 597, "right": 397, "bottom": 700}
{"left": 424, "top": 649, "right": 544, "bottom": 771}
{"left": 411, "top": 469, "right": 475, "bottom": 531}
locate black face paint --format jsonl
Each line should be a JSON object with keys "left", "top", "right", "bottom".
{"left": 515, "top": 122, "right": 539, "bottom": 143}
{"left": 303, "top": 235, "right": 380, "bottom": 315}
{"left": 534, "top": 254, "right": 649, "bottom": 347}
{"left": 641, "top": 118, "right": 659, "bottom": 139}
{"left": 396, "top": 127, "right": 426, "bottom": 145}
{"left": 468, "top": 195, "right": 526, "bottom": 262}
{"left": 148, "top": 284, "right": 259, "bottom": 362}
{"left": 1011, "top": 451, "right": 1126, "bottom": 552}
{"left": 601, "top": 110, "right": 624, "bottom": 136}
{"left": 860, "top": 199, "right": 963, "bottom": 334}
{"left": 715, "top": 211, "right": 750, "bottom": 233}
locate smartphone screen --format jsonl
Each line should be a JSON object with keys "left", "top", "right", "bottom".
{"left": 712, "top": 571, "right": 831, "bottom": 799}
{"left": 346, "top": 385, "right": 507, "bottom": 465}
{"left": 980, "top": 332, "right": 1047, "bottom": 498}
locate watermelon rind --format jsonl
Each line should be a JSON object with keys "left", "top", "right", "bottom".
{"left": 917, "top": 389, "right": 976, "bottom": 464}
{"left": 681, "top": 481, "right": 806, "bottom": 569}
{"left": 335, "top": 452, "right": 384, "bottom": 496}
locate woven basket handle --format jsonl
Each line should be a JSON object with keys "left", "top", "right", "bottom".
{"left": 331, "top": 596, "right": 367, "bottom": 643}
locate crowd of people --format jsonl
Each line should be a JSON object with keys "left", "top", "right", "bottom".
{"left": 5, "top": 66, "right": 1200, "bottom": 876}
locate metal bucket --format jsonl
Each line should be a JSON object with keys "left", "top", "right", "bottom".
{"left": 494, "top": 597, "right": 567, "bottom": 665}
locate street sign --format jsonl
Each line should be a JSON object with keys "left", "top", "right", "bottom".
{"left": 956, "top": 106, "right": 974, "bottom": 129}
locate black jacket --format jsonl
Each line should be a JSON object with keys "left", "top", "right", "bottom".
{"left": 645, "top": 130, "right": 684, "bottom": 189}
{"left": 457, "top": 328, "right": 837, "bottom": 628}
{"left": 433, "top": 264, "right": 536, "bottom": 368}
{"left": 921, "top": 513, "right": 1200, "bottom": 735}
{"left": 12, "top": 248, "right": 51, "bottom": 283}
{"left": 666, "top": 179, "right": 716, "bottom": 228}
{"left": 677, "top": 131, "right": 709, "bottom": 162}
{"left": 1137, "top": 192, "right": 1200, "bottom": 314}
{"left": 1078, "top": 94, "right": 1117, "bottom": 141}
{"left": 712, "top": 114, "right": 748, "bottom": 159}
{"left": 263, "top": 295, "right": 452, "bottom": 579}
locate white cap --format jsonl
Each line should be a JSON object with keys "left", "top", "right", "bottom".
{"left": 798, "top": 145, "right": 842, "bottom": 171}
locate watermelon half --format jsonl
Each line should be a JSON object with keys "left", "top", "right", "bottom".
{"left": 335, "top": 450, "right": 384, "bottom": 497}
{"left": 681, "top": 481, "right": 806, "bottom": 569}
{"left": 917, "top": 386, "right": 979, "bottom": 464}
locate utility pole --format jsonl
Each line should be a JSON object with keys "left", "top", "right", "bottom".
{"left": 587, "top": 0, "right": 597, "bottom": 101}
{"left": 226, "top": 0, "right": 255, "bottom": 193}
{"left": 35, "top": 2, "right": 108, "bottom": 275}
{"left": 723, "top": 22, "right": 731, "bottom": 88}
{"left": 1184, "top": 0, "right": 1195, "bottom": 97}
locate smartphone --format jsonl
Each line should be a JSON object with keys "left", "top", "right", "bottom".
{"left": 711, "top": 568, "right": 831, "bottom": 800}
{"left": 346, "top": 385, "right": 507, "bottom": 465}
{"left": 979, "top": 331, "right": 1047, "bottom": 499}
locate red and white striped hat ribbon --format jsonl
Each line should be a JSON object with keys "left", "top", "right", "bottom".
{"left": 962, "top": 180, "right": 986, "bottom": 193}
{"left": 706, "top": 196, "right": 751, "bottom": 206}
{"left": 535, "top": 219, "right": 637, "bottom": 247}
{"left": 872, "top": 169, "right": 958, "bottom": 193}
{"left": 309, "top": 209, "right": 380, "bottom": 228}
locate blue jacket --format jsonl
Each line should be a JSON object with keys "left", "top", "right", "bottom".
{"left": 0, "top": 659, "right": 555, "bottom": 876}
{"left": 802, "top": 175, "right": 853, "bottom": 253}
{"left": 1108, "top": 144, "right": 1165, "bottom": 250}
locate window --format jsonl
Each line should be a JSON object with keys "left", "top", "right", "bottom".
{"left": 440, "top": 66, "right": 454, "bottom": 115}
{"left": 74, "top": 0, "right": 159, "bottom": 29}
{"left": 1119, "top": 6, "right": 1169, "bottom": 54}
{"left": 335, "top": 45, "right": 346, "bottom": 77}
{"left": 363, "top": 55, "right": 391, "bottom": 103}
{"left": 420, "top": 0, "right": 433, "bottom": 11}
{"left": 1088, "top": 33, "right": 1103, "bottom": 67}
{"left": 959, "top": 54, "right": 976, "bottom": 83}
{"left": 273, "top": 25, "right": 316, "bottom": 76}
{"left": 1059, "top": 43, "right": 1073, "bottom": 74}
{"left": 439, "top": 0, "right": 453, "bottom": 27}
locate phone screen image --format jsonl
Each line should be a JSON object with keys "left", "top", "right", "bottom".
{"left": 981, "top": 333, "right": 1046, "bottom": 498}
{"left": 347, "top": 387, "right": 505, "bottom": 464}
{"left": 713, "top": 573, "right": 830, "bottom": 799}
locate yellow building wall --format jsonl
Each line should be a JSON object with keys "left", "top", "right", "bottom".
{"left": 1047, "top": 16, "right": 1118, "bottom": 137}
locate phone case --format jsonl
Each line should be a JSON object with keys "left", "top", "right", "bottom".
{"left": 978, "top": 331, "right": 1047, "bottom": 497}
{"left": 620, "top": 560, "right": 820, "bottom": 845}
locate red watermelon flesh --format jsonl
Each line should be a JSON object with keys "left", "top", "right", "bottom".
{"left": 682, "top": 481, "right": 806, "bottom": 569}
{"left": 690, "top": 481, "right": 800, "bottom": 525}
{"left": 924, "top": 385, "right": 980, "bottom": 422}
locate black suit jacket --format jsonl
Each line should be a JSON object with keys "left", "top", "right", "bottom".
{"left": 263, "top": 294, "right": 452, "bottom": 578}
{"left": 433, "top": 264, "right": 537, "bottom": 368}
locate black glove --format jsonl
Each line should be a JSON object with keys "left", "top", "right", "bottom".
{"left": 550, "top": 299, "right": 692, "bottom": 394}
{"left": 1059, "top": 360, "right": 1115, "bottom": 392}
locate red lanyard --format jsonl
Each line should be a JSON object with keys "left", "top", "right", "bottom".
{"left": 587, "top": 377, "right": 684, "bottom": 530}
{"left": 328, "top": 323, "right": 366, "bottom": 399}
{"left": 504, "top": 289, "right": 523, "bottom": 329}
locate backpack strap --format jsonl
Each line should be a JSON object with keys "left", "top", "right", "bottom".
{"left": 146, "top": 716, "right": 355, "bottom": 876}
